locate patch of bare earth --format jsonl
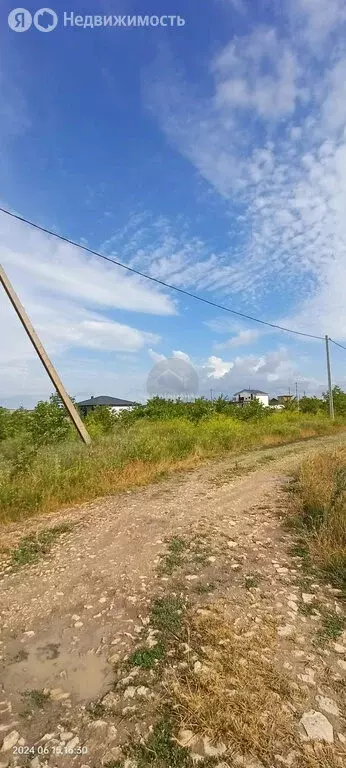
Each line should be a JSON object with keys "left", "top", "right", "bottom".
{"left": 0, "top": 434, "right": 345, "bottom": 768}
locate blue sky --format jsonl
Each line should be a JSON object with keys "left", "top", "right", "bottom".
{"left": 1, "top": 0, "right": 346, "bottom": 407}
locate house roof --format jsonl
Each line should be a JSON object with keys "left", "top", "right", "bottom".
{"left": 269, "top": 398, "right": 280, "bottom": 404}
{"left": 233, "top": 389, "right": 268, "bottom": 396}
{"left": 77, "top": 396, "right": 137, "bottom": 407}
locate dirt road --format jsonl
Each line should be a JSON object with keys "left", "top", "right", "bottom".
{"left": 0, "top": 434, "right": 345, "bottom": 768}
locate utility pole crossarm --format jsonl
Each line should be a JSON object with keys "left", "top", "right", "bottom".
{"left": 0, "top": 263, "right": 91, "bottom": 444}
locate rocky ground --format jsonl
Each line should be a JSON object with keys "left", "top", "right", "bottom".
{"left": 0, "top": 434, "right": 345, "bottom": 768}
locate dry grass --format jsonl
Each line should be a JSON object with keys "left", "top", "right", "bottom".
{"left": 166, "top": 605, "right": 345, "bottom": 768}
{"left": 288, "top": 444, "right": 346, "bottom": 593}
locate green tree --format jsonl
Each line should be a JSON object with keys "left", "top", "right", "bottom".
{"left": 323, "top": 386, "right": 346, "bottom": 416}
{"left": 299, "top": 396, "right": 323, "bottom": 414}
{"left": 29, "top": 394, "right": 71, "bottom": 445}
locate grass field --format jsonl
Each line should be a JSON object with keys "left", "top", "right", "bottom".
{"left": 286, "top": 443, "right": 346, "bottom": 595}
{"left": 1, "top": 410, "right": 345, "bottom": 524}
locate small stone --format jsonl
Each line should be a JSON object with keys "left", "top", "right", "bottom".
{"left": 99, "top": 597, "right": 107, "bottom": 603}
{"left": 227, "top": 540, "right": 237, "bottom": 548}
{"left": 136, "top": 686, "right": 148, "bottom": 697}
{"left": 230, "top": 563, "right": 241, "bottom": 571}
{"left": 176, "top": 729, "right": 195, "bottom": 748}
{"left": 202, "top": 736, "right": 226, "bottom": 757}
{"left": 1, "top": 730, "right": 20, "bottom": 752}
{"left": 40, "top": 733, "right": 55, "bottom": 742}
{"left": 278, "top": 624, "right": 295, "bottom": 638}
{"left": 300, "top": 710, "right": 333, "bottom": 743}
{"left": 186, "top": 574, "right": 198, "bottom": 581}
{"left": 123, "top": 686, "right": 136, "bottom": 699}
{"left": 91, "top": 720, "right": 107, "bottom": 728}
{"left": 71, "top": 614, "right": 80, "bottom": 621}
{"left": 50, "top": 689, "right": 70, "bottom": 701}
{"left": 288, "top": 601, "right": 298, "bottom": 611}
{"left": 315, "top": 696, "right": 339, "bottom": 716}
{"left": 74, "top": 621, "right": 83, "bottom": 628}
{"left": 194, "top": 661, "right": 202, "bottom": 673}
{"left": 337, "top": 659, "right": 346, "bottom": 671}
{"left": 30, "top": 757, "right": 41, "bottom": 768}
{"left": 66, "top": 736, "right": 79, "bottom": 751}
{"left": 102, "top": 692, "right": 118, "bottom": 710}
{"left": 207, "top": 556, "right": 216, "bottom": 563}
{"left": 333, "top": 643, "right": 346, "bottom": 654}
{"left": 24, "top": 630, "right": 35, "bottom": 637}
{"left": 302, "top": 593, "right": 314, "bottom": 604}
{"left": 60, "top": 732, "right": 73, "bottom": 741}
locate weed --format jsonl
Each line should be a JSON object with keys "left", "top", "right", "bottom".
{"left": 150, "top": 596, "right": 185, "bottom": 636}
{"left": 298, "top": 601, "right": 318, "bottom": 616}
{"left": 318, "top": 611, "right": 345, "bottom": 642}
{"left": 10, "top": 523, "right": 72, "bottom": 566}
{"left": 134, "top": 716, "right": 193, "bottom": 768}
{"left": 21, "top": 689, "right": 49, "bottom": 709}
{"left": 86, "top": 700, "right": 107, "bottom": 720}
{"left": 159, "top": 538, "right": 187, "bottom": 575}
{"left": 128, "top": 644, "right": 165, "bottom": 669}
{"left": 11, "top": 649, "right": 29, "bottom": 663}
{"left": 244, "top": 572, "right": 262, "bottom": 590}
{"left": 286, "top": 446, "right": 346, "bottom": 595}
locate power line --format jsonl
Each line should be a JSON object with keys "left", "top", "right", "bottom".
{"left": 330, "top": 338, "right": 346, "bottom": 351}
{"left": 0, "top": 206, "right": 324, "bottom": 340}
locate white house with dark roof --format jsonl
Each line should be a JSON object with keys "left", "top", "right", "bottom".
{"left": 77, "top": 395, "right": 137, "bottom": 417}
{"left": 232, "top": 389, "right": 269, "bottom": 407}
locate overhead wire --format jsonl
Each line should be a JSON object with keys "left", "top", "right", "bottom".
{"left": 0, "top": 206, "right": 333, "bottom": 343}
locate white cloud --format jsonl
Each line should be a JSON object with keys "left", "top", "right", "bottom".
{"left": 145, "top": 1, "right": 346, "bottom": 341}
{"left": 0, "top": 210, "right": 176, "bottom": 401}
{"left": 206, "top": 355, "right": 234, "bottom": 379}
{"left": 172, "top": 350, "right": 191, "bottom": 361}
{"left": 216, "top": 328, "right": 260, "bottom": 349}
{"left": 213, "top": 28, "right": 301, "bottom": 119}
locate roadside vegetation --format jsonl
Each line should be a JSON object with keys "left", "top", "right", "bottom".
{"left": 1, "top": 390, "right": 346, "bottom": 523}
{"left": 286, "top": 443, "right": 346, "bottom": 595}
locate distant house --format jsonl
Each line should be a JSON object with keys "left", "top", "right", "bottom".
{"left": 269, "top": 397, "right": 284, "bottom": 410}
{"left": 77, "top": 395, "right": 137, "bottom": 417}
{"left": 232, "top": 389, "right": 269, "bottom": 407}
{"left": 278, "top": 394, "right": 294, "bottom": 403}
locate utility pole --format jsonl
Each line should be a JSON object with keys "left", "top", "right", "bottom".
{"left": 295, "top": 381, "right": 299, "bottom": 410}
{"left": 210, "top": 388, "right": 214, "bottom": 402}
{"left": 0, "top": 264, "right": 91, "bottom": 444}
{"left": 325, "top": 334, "right": 334, "bottom": 420}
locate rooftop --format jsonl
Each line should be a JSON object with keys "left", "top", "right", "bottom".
{"left": 77, "top": 396, "right": 137, "bottom": 407}
{"left": 233, "top": 389, "right": 268, "bottom": 396}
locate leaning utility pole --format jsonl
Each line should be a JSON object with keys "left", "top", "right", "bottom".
{"left": 324, "top": 334, "right": 335, "bottom": 420}
{"left": 0, "top": 264, "right": 91, "bottom": 444}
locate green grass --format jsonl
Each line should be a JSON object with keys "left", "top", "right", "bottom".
{"left": 318, "top": 611, "right": 345, "bottom": 642}
{"left": 10, "top": 523, "right": 73, "bottom": 566}
{"left": 133, "top": 717, "right": 195, "bottom": 768}
{"left": 1, "top": 412, "right": 344, "bottom": 523}
{"left": 128, "top": 644, "right": 165, "bottom": 669}
{"left": 244, "top": 572, "right": 262, "bottom": 590}
{"left": 159, "top": 537, "right": 187, "bottom": 575}
{"left": 150, "top": 596, "right": 185, "bottom": 636}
